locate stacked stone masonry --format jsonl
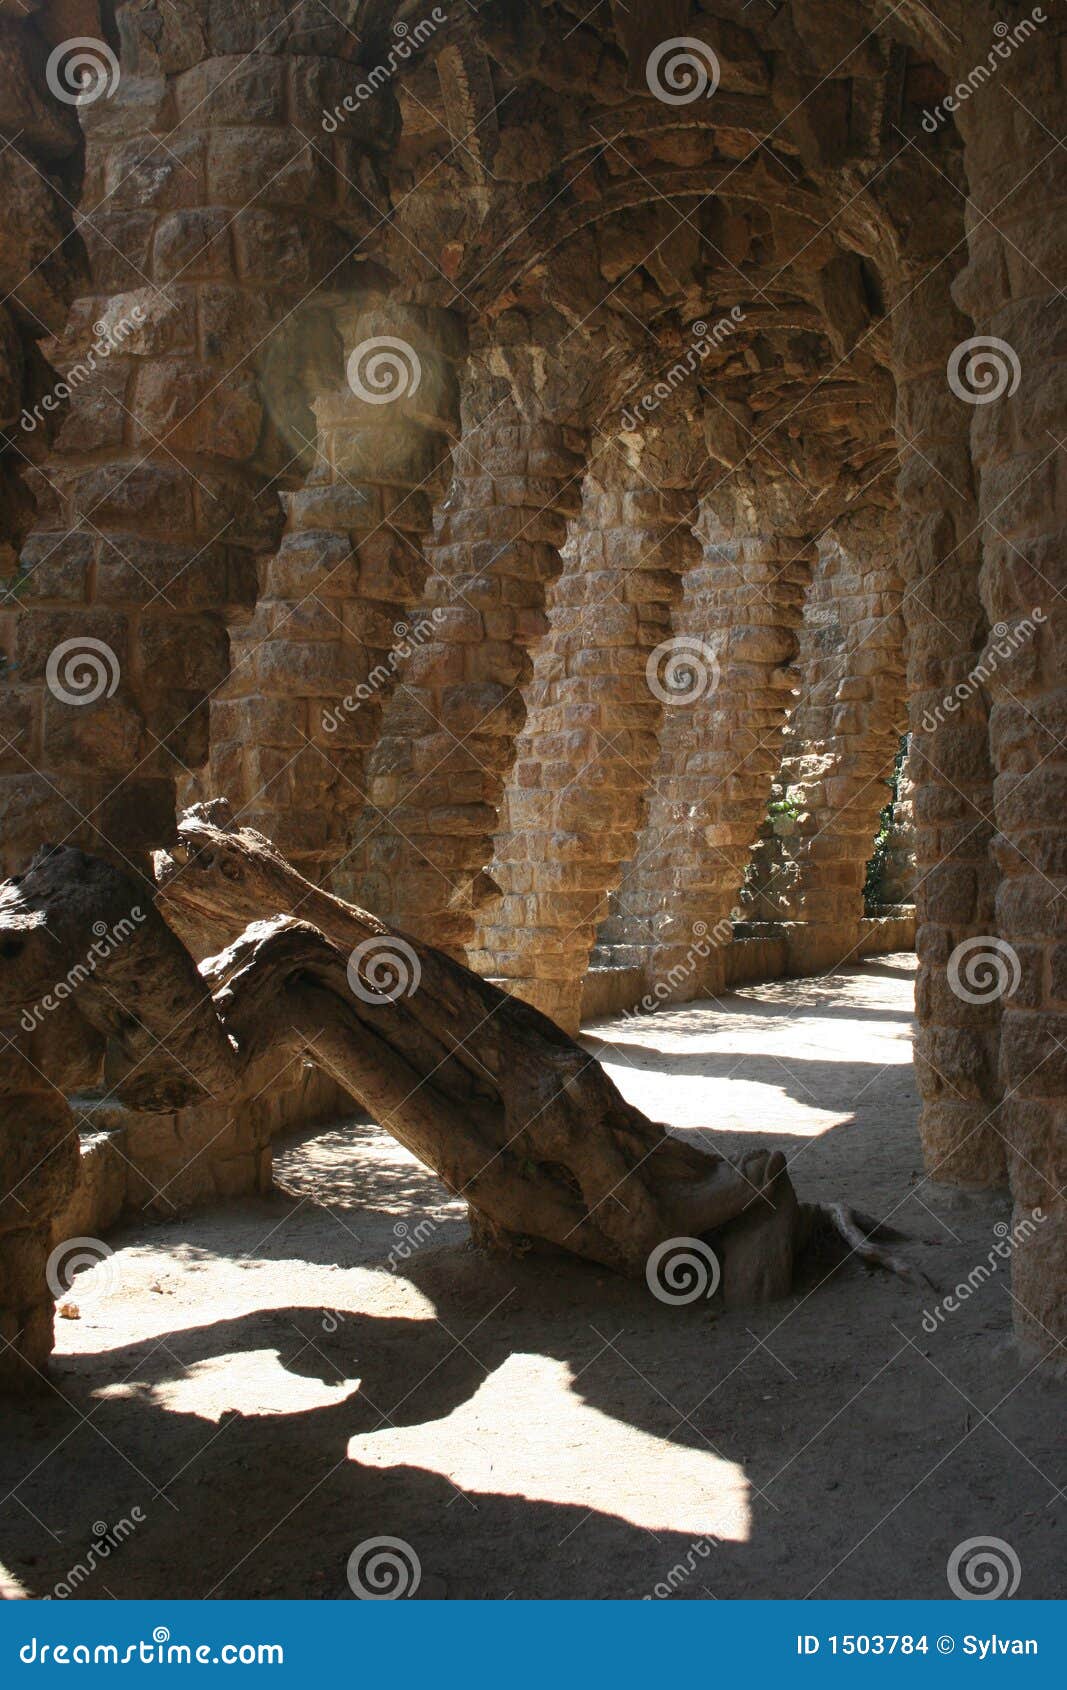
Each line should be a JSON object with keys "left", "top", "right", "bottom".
{"left": 739, "top": 548, "right": 912, "bottom": 964}
{"left": 609, "top": 498, "right": 818, "bottom": 1003}
{"left": 0, "top": 0, "right": 1064, "bottom": 1377}
{"left": 471, "top": 447, "right": 702, "bottom": 1033}
{"left": 953, "top": 4, "right": 1067, "bottom": 1354}
{"left": 771, "top": 509, "right": 907, "bottom": 974}
{"left": 343, "top": 401, "right": 586, "bottom": 953}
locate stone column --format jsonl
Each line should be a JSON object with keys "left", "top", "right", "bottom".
{"left": 0, "top": 0, "right": 89, "bottom": 579}
{"left": 1, "top": 5, "right": 387, "bottom": 874}
{"left": 0, "top": 1012, "right": 95, "bottom": 1391}
{"left": 1, "top": 9, "right": 399, "bottom": 1355}
{"left": 615, "top": 493, "right": 815, "bottom": 1002}
{"left": 0, "top": 1, "right": 91, "bottom": 878}
{"left": 777, "top": 509, "right": 907, "bottom": 974}
{"left": 953, "top": 1, "right": 1067, "bottom": 1357}
{"left": 470, "top": 452, "right": 698, "bottom": 1033}
{"left": 893, "top": 257, "right": 1004, "bottom": 1192}
{"left": 0, "top": 1090, "right": 78, "bottom": 1392}
{"left": 347, "top": 396, "right": 586, "bottom": 951}
{"left": 211, "top": 304, "right": 459, "bottom": 886}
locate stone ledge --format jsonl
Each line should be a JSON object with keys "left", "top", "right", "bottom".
{"left": 579, "top": 913, "right": 916, "bottom": 1022}
{"left": 51, "top": 1059, "right": 351, "bottom": 1246}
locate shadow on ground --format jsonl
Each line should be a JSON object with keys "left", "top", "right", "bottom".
{"left": 1, "top": 957, "right": 1062, "bottom": 1600}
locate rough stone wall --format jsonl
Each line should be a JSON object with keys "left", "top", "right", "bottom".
{"left": 0, "top": 0, "right": 401, "bottom": 1384}
{"left": 210, "top": 303, "right": 460, "bottom": 884}
{"left": 0, "top": 1088, "right": 76, "bottom": 1393}
{"left": 952, "top": 0, "right": 1067, "bottom": 1359}
{"left": 602, "top": 501, "right": 908, "bottom": 981}
{"left": 0, "top": 0, "right": 90, "bottom": 792}
{"left": 741, "top": 513, "right": 908, "bottom": 944}
{"left": 741, "top": 787, "right": 799, "bottom": 925}
{"left": 0, "top": 0, "right": 92, "bottom": 585}
{"left": 54, "top": 1058, "right": 348, "bottom": 1242}
{"left": 892, "top": 212, "right": 1005, "bottom": 1194}
{"left": 0, "top": 0, "right": 96, "bottom": 1394}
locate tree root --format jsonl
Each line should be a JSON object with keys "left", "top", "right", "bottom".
{"left": 800, "top": 1201, "right": 936, "bottom": 1290}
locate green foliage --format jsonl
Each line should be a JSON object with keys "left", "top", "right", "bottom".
{"left": 766, "top": 787, "right": 801, "bottom": 824}
{"left": 864, "top": 733, "right": 910, "bottom": 911}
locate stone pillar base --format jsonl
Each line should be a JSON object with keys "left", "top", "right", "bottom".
{"left": 489, "top": 977, "right": 583, "bottom": 1038}
{"left": 0, "top": 1227, "right": 54, "bottom": 1394}
{"left": 1010, "top": 1207, "right": 1067, "bottom": 1373}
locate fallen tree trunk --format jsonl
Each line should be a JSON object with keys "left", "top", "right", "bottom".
{"left": 155, "top": 801, "right": 802, "bottom": 1292}
{"left": 0, "top": 800, "right": 924, "bottom": 1369}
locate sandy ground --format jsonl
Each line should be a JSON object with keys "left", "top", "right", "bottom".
{"left": 1, "top": 954, "right": 1063, "bottom": 1601}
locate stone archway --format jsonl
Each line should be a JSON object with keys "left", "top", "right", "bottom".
{"left": 1, "top": 0, "right": 1064, "bottom": 1384}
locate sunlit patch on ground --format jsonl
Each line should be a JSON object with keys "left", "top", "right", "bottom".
{"left": 153, "top": 1351, "right": 365, "bottom": 1420}
{"left": 584, "top": 962, "right": 914, "bottom": 1140}
{"left": 0, "top": 1562, "right": 30, "bottom": 1599}
{"left": 348, "top": 1351, "right": 751, "bottom": 1542}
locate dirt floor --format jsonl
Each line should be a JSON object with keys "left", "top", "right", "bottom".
{"left": 1, "top": 954, "right": 1063, "bottom": 1600}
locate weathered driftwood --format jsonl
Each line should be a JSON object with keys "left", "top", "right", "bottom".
{"left": 158, "top": 801, "right": 796, "bottom": 1291}
{"left": 0, "top": 800, "right": 925, "bottom": 1334}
